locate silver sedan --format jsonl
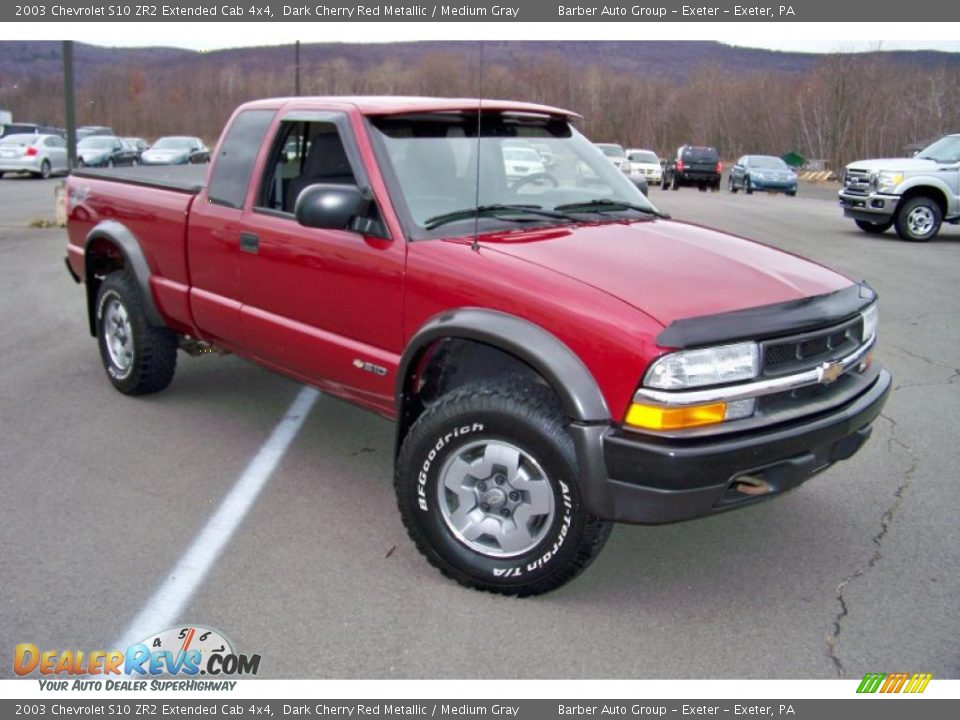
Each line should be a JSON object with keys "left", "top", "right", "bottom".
{"left": 0, "top": 134, "right": 70, "bottom": 179}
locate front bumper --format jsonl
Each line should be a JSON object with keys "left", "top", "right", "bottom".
{"left": 748, "top": 178, "right": 797, "bottom": 192}
{"left": 571, "top": 368, "right": 891, "bottom": 524}
{"left": 839, "top": 190, "right": 900, "bottom": 221}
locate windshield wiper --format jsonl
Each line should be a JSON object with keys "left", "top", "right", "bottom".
{"left": 424, "top": 204, "right": 577, "bottom": 230}
{"left": 554, "top": 198, "right": 671, "bottom": 219}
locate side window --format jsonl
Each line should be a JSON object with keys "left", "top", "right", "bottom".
{"left": 208, "top": 109, "right": 275, "bottom": 209}
{"left": 256, "top": 120, "right": 358, "bottom": 214}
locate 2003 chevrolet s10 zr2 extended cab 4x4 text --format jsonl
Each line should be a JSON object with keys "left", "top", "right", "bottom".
{"left": 65, "top": 96, "right": 890, "bottom": 595}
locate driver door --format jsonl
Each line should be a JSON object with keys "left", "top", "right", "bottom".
{"left": 237, "top": 112, "right": 404, "bottom": 414}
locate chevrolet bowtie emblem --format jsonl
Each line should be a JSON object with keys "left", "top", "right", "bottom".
{"left": 819, "top": 361, "right": 843, "bottom": 384}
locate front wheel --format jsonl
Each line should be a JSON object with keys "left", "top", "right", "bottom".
{"left": 96, "top": 271, "right": 178, "bottom": 395}
{"left": 894, "top": 196, "right": 942, "bottom": 242}
{"left": 729, "top": 175, "right": 738, "bottom": 193}
{"left": 744, "top": 176, "right": 753, "bottom": 194}
{"left": 395, "top": 380, "right": 612, "bottom": 596}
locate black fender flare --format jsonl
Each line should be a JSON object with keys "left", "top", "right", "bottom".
{"left": 396, "top": 308, "right": 611, "bottom": 452}
{"left": 83, "top": 220, "right": 164, "bottom": 335}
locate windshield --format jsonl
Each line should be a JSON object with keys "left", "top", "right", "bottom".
{"left": 917, "top": 135, "right": 960, "bottom": 163}
{"left": 503, "top": 148, "right": 541, "bottom": 163}
{"left": 153, "top": 137, "right": 195, "bottom": 150}
{"left": 369, "top": 112, "right": 656, "bottom": 238}
{"left": 628, "top": 151, "right": 658, "bottom": 164}
{"left": 596, "top": 144, "right": 625, "bottom": 158}
{"left": 78, "top": 137, "right": 115, "bottom": 149}
{"left": 749, "top": 156, "right": 789, "bottom": 170}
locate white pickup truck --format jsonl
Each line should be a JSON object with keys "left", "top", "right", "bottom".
{"left": 839, "top": 133, "right": 960, "bottom": 241}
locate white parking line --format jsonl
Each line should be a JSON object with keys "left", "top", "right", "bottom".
{"left": 115, "top": 386, "right": 321, "bottom": 650}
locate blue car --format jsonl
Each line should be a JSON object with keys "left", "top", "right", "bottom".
{"left": 729, "top": 155, "right": 798, "bottom": 196}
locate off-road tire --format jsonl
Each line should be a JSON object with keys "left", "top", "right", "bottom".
{"left": 95, "top": 270, "right": 177, "bottom": 395}
{"left": 894, "top": 196, "right": 942, "bottom": 242}
{"left": 395, "top": 379, "right": 613, "bottom": 596}
{"left": 855, "top": 219, "right": 893, "bottom": 234}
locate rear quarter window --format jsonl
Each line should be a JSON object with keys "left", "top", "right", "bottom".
{"left": 208, "top": 109, "right": 276, "bottom": 209}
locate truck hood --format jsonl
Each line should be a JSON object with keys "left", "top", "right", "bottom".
{"left": 846, "top": 157, "right": 941, "bottom": 172}
{"left": 478, "top": 220, "right": 852, "bottom": 328}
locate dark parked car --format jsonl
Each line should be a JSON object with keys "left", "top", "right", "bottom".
{"left": 140, "top": 136, "right": 210, "bottom": 165}
{"left": 729, "top": 155, "right": 798, "bottom": 196}
{"left": 0, "top": 123, "right": 65, "bottom": 139}
{"left": 123, "top": 137, "right": 149, "bottom": 159}
{"left": 77, "top": 136, "right": 140, "bottom": 167}
{"left": 662, "top": 145, "right": 722, "bottom": 191}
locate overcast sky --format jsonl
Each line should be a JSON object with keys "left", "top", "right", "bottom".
{"left": 7, "top": 22, "right": 959, "bottom": 54}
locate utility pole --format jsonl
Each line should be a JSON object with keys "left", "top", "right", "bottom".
{"left": 63, "top": 40, "right": 77, "bottom": 169}
{"left": 295, "top": 40, "right": 301, "bottom": 96}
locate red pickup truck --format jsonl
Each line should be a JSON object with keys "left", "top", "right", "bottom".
{"left": 65, "top": 96, "right": 890, "bottom": 595}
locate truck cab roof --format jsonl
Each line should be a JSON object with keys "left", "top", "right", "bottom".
{"left": 235, "top": 96, "right": 580, "bottom": 119}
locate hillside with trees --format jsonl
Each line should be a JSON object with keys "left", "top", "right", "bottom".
{"left": 1, "top": 40, "right": 958, "bottom": 170}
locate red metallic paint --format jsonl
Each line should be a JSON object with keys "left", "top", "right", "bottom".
{"left": 66, "top": 97, "right": 857, "bottom": 424}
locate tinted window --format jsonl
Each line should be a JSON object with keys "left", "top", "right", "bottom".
{"left": 682, "top": 146, "right": 719, "bottom": 162}
{"left": 208, "top": 109, "right": 275, "bottom": 209}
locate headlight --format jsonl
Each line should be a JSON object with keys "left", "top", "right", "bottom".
{"left": 861, "top": 303, "right": 878, "bottom": 342}
{"left": 876, "top": 171, "right": 903, "bottom": 193}
{"left": 643, "top": 341, "right": 760, "bottom": 390}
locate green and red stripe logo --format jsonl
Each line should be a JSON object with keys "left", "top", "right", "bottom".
{"left": 857, "top": 672, "right": 933, "bottom": 694}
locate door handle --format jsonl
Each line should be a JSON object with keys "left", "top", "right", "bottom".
{"left": 239, "top": 232, "right": 259, "bottom": 254}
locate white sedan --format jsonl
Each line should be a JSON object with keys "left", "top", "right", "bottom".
{"left": 0, "top": 134, "right": 69, "bottom": 179}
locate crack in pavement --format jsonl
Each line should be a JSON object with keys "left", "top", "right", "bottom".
{"left": 825, "top": 412, "right": 918, "bottom": 677}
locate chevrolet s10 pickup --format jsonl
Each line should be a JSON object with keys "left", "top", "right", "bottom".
{"left": 66, "top": 96, "right": 890, "bottom": 595}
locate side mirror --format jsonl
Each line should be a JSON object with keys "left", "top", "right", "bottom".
{"left": 295, "top": 184, "right": 370, "bottom": 231}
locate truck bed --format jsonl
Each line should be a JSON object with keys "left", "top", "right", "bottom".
{"left": 71, "top": 164, "right": 206, "bottom": 194}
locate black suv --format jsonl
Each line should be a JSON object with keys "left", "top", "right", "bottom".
{"left": 662, "top": 145, "right": 722, "bottom": 191}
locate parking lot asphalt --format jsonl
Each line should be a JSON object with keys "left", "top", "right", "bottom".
{"left": 1, "top": 176, "right": 957, "bottom": 679}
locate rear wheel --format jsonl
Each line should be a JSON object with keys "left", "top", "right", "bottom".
{"left": 395, "top": 379, "right": 612, "bottom": 596}
{"left": 729, "top": 175, "right": 738, "bottom": 193}
{"left": 671, "top": 174, "right": 680, "bottom": 190}
{"left": 855, "top": 219, "right": 893, "bottom": 234}
{"left": 894, "top": 196, "right": 942, "bottom": 242}
{"left": 38, "top": 160, "right": 51, "bottom": 179}
{"left": 96, "top": 271, "right": 177, "bottom": 395}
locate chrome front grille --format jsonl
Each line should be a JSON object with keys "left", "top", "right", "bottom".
{"left": 760, "top": 316, "right": 864, "bottom": 377}
{"left": 844, "top": 169, "right": 873, "bottom": 196}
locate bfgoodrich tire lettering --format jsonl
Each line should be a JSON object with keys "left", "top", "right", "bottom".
{"left": 395, "top": 379, "right": 612, "bottom": 596}
{"left": 95, "top": 270, "right": 178, "bottom": 395}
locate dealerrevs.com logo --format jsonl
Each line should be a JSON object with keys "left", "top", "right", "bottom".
{"left": 857, "top": 672, "right": 933, "bottom": 694}
{"left": 14, "top": 626, "right": 261, "bottom": 691}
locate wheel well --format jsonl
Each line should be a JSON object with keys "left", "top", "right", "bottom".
{"left": 84, "top": 237, "right": 126, "bottom": 335}
{"left": 396, "top": 337, "right": 560, "bottom": 457}
{"left": 900, "top": 186, "right": 948, "bottom": 217}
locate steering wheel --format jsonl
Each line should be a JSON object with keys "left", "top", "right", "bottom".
{"left": 509, "top": 173, "right": 559, "bottom": 193}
